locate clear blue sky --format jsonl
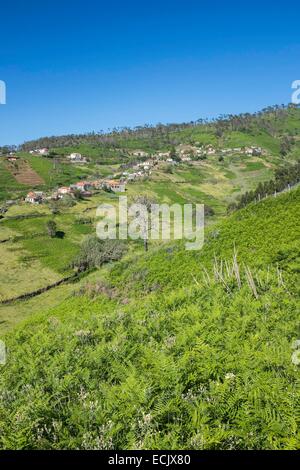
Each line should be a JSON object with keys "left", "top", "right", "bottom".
{"left": 0, "top": 0, "right": 299, "bottom": 146}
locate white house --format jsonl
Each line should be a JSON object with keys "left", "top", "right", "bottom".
{"left": 157, "top": 152, "right": 170, "bottom": 158}
{"left": 72, "top": 181, "right": 89, "bottom": 191}
{"left": 36, "top": 148, "right": 49, "bottom": 156}
{"left": 206, "top": 146, "right": 216, "bottom": 155}
{"left": 67, "top": 153, "right": 87, "bottom": 163}
{"left": 244, "top": 146, "right": 262, "bottom": 156}
{"left": 132, "top": 150, "right": 148, "bottom": 158}
{"left": 25, "top": 191, "right": 43, "bottom": 204}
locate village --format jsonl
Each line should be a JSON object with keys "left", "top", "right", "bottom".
{"left": 1, "top": 144, "right": 264, "bottom": 205}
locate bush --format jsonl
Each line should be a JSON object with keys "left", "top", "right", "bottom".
{"left": 163, "top": 165, "right": 174, "bottom": 174}
{"left": 60, "top": 195, "right": 76, "bottom": 207}
{"left": 72, "top": 235, "right": 126, "bottom": 271}
{"left": 46, "top": 220, "right": 57, "bottom": 238}
{"left": 75, "top": 216, "right": 92, "bottom": 225}
{"left": 204, "top": 205, "right": 215, "bottom": 216}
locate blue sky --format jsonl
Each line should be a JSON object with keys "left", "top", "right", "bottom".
{"left": 0, "top": 0, "right": 299, "bottom": 145}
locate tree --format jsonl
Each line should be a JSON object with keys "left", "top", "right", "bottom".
{"left": 72, "top": 235, "right": 126, "bottom": 271}
{"left": 132, "top": 195, "right": 156, "bottom": 252}
{"left": 48, "top": 201, "right": 60, "bottom": 215}
{"left": 46, "top": 220, "right": 57, "bottom": 238}
{"left": 169, "top": 146, "right": 177, "bottom": 159}
{"left": 164, "top": 164, "right": 174, "bottom": 174}
{"left": 280, "top": 136, "right": 294, "bottom": 157}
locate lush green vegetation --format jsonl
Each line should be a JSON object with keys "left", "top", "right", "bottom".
{"left": 1, "top": 105, "right": 300, "bottom": 213}
{"left": 0, "top": 104, "right": 299, "bottom": 450}
{"left": 0, "top": 188, "right": 299, "bottom": 449}
{"left": 228, "top": 160, "right": 300, "bottom": 211}
{"left": 12, "top": 104, "right": 300, "bottom": 154}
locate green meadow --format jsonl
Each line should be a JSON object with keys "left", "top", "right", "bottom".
{"left": 0, "top": 105, "right": 299, "bottom": 449}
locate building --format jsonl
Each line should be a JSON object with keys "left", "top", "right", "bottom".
{"left": 131, "top": 150, "right": 148, "bottom": 158}
{"left": 252, "top": 147, "right": 262, "bottom": 156}
{"left": 36, "top": 148, "right": 49, "bottom": 156}
{"left": 244, "top": 146, "right": 262, "bottom": 156}
{"left": 206, "top": 146, "right": 216, "bottom": 155}
{"left": 73, "top": 181, "right": 92, "bottom": 191}
{"left": 142, "top": 162, "right": 151, "bottom": 170}
{"left": 105, "top": 180, "right": 126, "bottom": 192}
{"left": 90, "top": 180, "right": 103, "bottom": 189}
{"left": 57, "top": 186, "right": 72, "bottom": 196}
{"left": 67, "top": 153, "right": 87, "bottom": 163}
{"left": 25, "top": 191, "right": 43, "bottom": 204}
{"left": 157, "top": 152, "right": 170, "bottom": 159}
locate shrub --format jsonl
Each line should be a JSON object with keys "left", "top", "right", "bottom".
{"left": 72, "top": 235, "right": 126, "bottom": 271}
{"left": 75, "top": 216, "right": 92, "bottom": 225}
{"left": 46, "top": 220, "right": 57, "bottom": 238}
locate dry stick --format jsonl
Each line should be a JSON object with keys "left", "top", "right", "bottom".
{"left": 191, "top": 274, "right": 200, "bottom": 287}
{"left": 202, "top": 273, "right": 209, "bottom": 287}
{"left": 214, "top": 258, "right": 231, "bottom": 292}
{"left": 213, "top": 254, "right": 218, "bottom": 281}
{"left": 217, "top": 271, "right": 231, "bottom": 293}
{"left": 266, "top": 266, "right": 270, "bottom": 285}
{"left": 203, "top": 266, "right": 212, "bottom": 286}
{"left": 224, "top": 259, "right": 231, "bottom": 278}
{"left": 232, "top": 247, "right": 241, "bottom": 290}
{"left": 255, "top": 272, "right": 262, "bottom": 288}
{"left": 244, "top": 264, "right": 259, "bottom": 299}
{"left": 276, "top": 264, "right": 285, "bottom": 287}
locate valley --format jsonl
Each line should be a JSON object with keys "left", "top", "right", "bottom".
{"left": 0, "top": 105, "right": 299, "bottom": 449}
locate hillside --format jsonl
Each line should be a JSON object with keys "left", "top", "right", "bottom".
{"left": 14, "top": 104, "right": 300, "bottom": 154}
{"left": 1, "top": 105, "right": 300, "bottom": 208}
{"left": 0, "top": 188, "right": 299, "bottom": 450}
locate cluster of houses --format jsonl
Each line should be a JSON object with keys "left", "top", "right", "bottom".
{"left": 220, "top": 146, "right": 263, "bottom": 156}
{"left": 118, "top": 143, "right": 265, "bottom": 181}
{"left": 25, "top": 178, "right": 126, "bottom": 204}
{"left": 127, "top": 144, "right": 264, "bottom": 164}
{"left": 29, "top": 148, "right": 49, "bottom": 156}
{"left": 177, "top": 144, "right": 263, "bottom": 158}
{"left": 118, "top": 154, "right": 180, "bottom": 181}
{"left": 22, "top": 143, "right": 265, "bottom": 205}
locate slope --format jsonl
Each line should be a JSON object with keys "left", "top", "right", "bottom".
{"left": 0, "top": 188, "right": 299, "bottom": 450}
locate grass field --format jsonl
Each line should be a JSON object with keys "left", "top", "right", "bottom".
{"left": 0, "top": 242, "right": 61, "bottom": 301}
{"left": 0, "top": 187, "right": 299, "bottom": 449}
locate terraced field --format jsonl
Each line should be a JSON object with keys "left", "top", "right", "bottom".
{"left": 4, "top": 158, "right": 44, "bottom": 185}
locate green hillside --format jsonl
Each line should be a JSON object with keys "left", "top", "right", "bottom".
{"left": 16, "top": 105, "right": 300, "bottom": 155}
{"left": 1, "top": 105, "right": 300, "bottom": 206}
{"left": 0, "top": 188, "right": 299, "bottom": 450}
